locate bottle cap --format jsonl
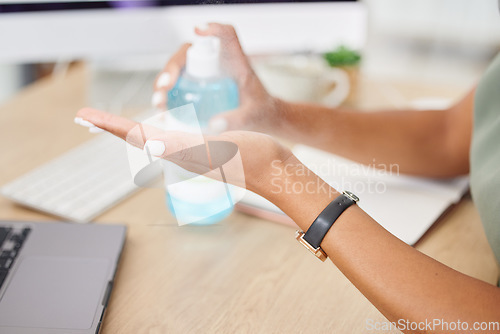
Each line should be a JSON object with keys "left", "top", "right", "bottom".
{"left": 186, "top": 36, "right": 221, "bottom": 78}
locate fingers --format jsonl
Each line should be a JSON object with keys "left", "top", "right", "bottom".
{"left": 76, "top": 108, "right": 164, "bottom": 150}
{"left": 152, "top": 23, "right": 255, "bottom": 111}
{"left": 75, "top": 107, "right": 250, "bottom": 191}
{"left": 144, "top": 132, "right": 246, "bottom": 189}
{"left": 194, "top": 22, "right": 237, "bottom": 42}
{"left": 77, "top": 108, "right": 138, "bottom": 141}
{"left": 74, "top": 117, "right": 104, "bottom": 133}
{"left": 209, "top": 109, "right": 248, "bottom": 133}
{"left": 144, "top": 136, "right": 211, "bottom": 175}
{"left": 76, "top": 108, "right": 211, "bottom": 173}
{"left": 152, "top": 43, "right": 191, "bottom": 109}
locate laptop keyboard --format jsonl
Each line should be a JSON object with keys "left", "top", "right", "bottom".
{"left": 0, "top": 226, "right": 31, "bottom": 289}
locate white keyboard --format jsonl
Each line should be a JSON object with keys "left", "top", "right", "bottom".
{"left": 1, "top": 134, "right": 140, "bottom": 223}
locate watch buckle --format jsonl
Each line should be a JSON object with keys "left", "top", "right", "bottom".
{"left": 342, "top": 190, "right": 360, "bottom": 202}
{"left": 295, "top": 231, "right": 328, "bottom": 262}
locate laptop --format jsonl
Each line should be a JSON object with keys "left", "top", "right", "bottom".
{"left": 0, "top": 220, "right": 126, "bottom": 334}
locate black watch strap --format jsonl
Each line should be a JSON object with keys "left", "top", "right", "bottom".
{"left": 303, "top": 192, "right": 357, "bottom": 249}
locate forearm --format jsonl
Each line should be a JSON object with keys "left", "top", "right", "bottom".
{"left": 266, "top": 99, "right": 469, "bottom": 177}
{"left": 264, "top": 157, "right": 500, "bottom": 333}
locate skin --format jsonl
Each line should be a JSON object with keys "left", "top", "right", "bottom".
{"left": 153, "top": 26, "right": 473, "bottom": 179}
{"left": 78, "top": 23, "right": 500, "bottom": 334}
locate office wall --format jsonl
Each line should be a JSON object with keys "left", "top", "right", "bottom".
{"left": 363, "top": 0, "right": 500, "bottom": 86}
{"left": 0, "top": 65, "right": 22, "bottom": 106}
{"left": 366, "top": 0, "right": 500, "bottom": 48}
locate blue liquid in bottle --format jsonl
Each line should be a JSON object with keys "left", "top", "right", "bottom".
{"left": 168, "top": 75, "right": 239, "bottom": 129}
{"left": 165, "top": 36, "right": 239, "bottom": 225}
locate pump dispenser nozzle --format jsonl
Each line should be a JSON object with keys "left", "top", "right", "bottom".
{"left": 186, "top": 36, "right": 221, "bottom": 79}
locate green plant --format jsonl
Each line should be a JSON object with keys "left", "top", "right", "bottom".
{"left": 323, "top": 46, "right": 361, "bottom": 67}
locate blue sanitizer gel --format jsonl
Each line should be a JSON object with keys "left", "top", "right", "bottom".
{"left": 168, "top": 74, "right": 238, "bottom": 128}
{"left": 165, "top": 36, "right": 239, "bottom": 225}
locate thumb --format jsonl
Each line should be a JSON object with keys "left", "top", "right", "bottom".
{"left": 208, "top": 109, "right": 248, "bottom": 133}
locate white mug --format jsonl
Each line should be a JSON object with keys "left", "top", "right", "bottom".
{"left": 252, "top": 55, "right": 350, "bottom": 107}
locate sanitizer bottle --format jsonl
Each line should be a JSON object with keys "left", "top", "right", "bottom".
{"left": 168, "top": 36, "right": 239, "bottom": 128}
{"left": 164, "top": 36, "right": 239, "bottom": 225}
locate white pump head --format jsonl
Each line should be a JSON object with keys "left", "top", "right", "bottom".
{"left": 186, "top": 36, "right": 221, "bottom": 78}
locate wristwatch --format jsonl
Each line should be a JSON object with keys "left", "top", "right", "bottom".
{"left": 295, "top": 191, "right": 359, "bottom": 261}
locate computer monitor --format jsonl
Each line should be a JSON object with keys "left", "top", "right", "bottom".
{"left": 0, "top": 0, "right": 366, "bottom": 63}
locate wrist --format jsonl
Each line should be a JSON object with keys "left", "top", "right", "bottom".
{"left": 255, "top": 97, "right": 291, "bottom": 135}
{"left": 258, "top": 154, "right": 340, "bottom": 231}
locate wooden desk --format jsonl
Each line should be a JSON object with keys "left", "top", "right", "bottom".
{"left": 0, "top": 65, "right": 498, "bottom": 333}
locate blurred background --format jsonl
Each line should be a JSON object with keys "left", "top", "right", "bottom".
{"left": 0, "top": 0, "right": 499, "bottom": 110}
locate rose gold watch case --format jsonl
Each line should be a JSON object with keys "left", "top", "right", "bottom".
{"left": 295, "top": 230, "right": 328, "bottom": 262}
